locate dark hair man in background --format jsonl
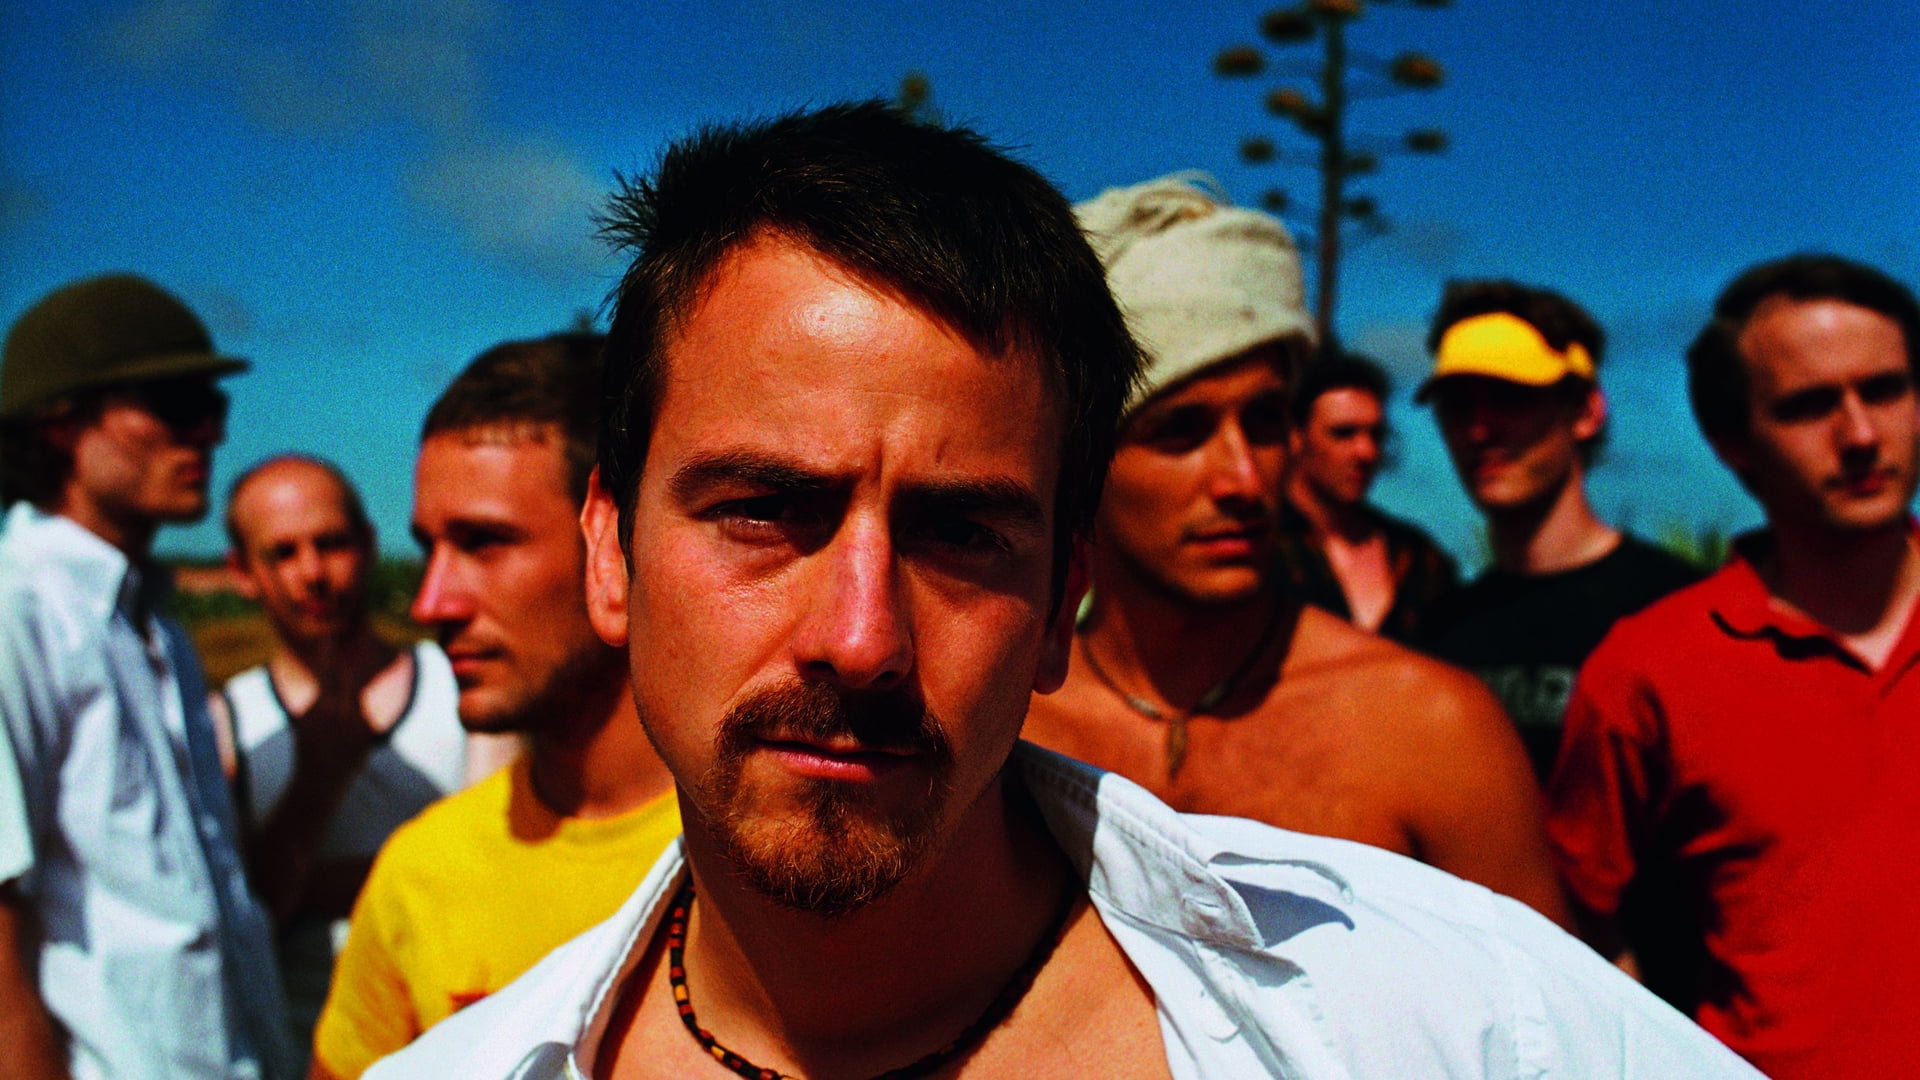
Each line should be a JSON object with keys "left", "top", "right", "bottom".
{"left": 212, "top": 454, "right": 510, "bottom": 1064}
{"left": 1549, "top": 255, "right": 1920, "bottom": 1079}
{"left": 0, "top": 276, "right": 295, "bottom": 1079}
{"left": 370, "top": 106, "right": 1752, "bottom": 1080}
{"left": 1025, "top": 175, "right": 1566, "bottom": 924}
{"left": 1278, "top": 351, "right": 1458, "bottom": 643}
{"left": 310, "top": 334, "right": 677, "bottom": 1080}
{"left": 1420, "top": 281, "right": 1698, "bottom": 779}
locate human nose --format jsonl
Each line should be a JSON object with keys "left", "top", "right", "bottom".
{"left": 1207, "top": 422, "right": 1269, "bottom": 503}
{"left": 792, "top": 516, "right": 913, "bottom": 692}
{"left": 1837, "top": 391, "right": 1880, "bottom": 452}
{"left": 409, "top": 546, "right": 471, "bottom": 627}
{"left": 292, "top": 545, "right": 326, "bottom": 589}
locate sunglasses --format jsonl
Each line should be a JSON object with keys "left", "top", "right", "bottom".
{"left": 115, "top": 377, "right": 230, "bottom": 433}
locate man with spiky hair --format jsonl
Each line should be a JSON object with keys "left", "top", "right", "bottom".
{"left": 1550, "top": 255, "right": 1920, "bottom": 1078}
{"left": 369, "top": 104, "right": 1756, "bottom": 1080}
{"left": 0, "top": 275, "right": 294, "bottom": 1079}
{"left": 309, "top": 334, "right": 677, "bottom": 1080}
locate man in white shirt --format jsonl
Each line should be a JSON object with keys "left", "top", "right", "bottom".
{"left": 0, "top": 275, "right": 295, "bottom": 1079}
{"left": 370, "top": 104, "right": 1758, "bottom": 1080}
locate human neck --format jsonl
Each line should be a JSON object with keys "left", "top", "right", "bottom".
{"left": 673, "top": 771, "right": 1077, "bottom": 1076}
{"left": 1485, "top": 472, "right": 1619, "bottom": 575}
{"left": 1082, "top": 560, "right": 1283, "bottom": 712}
{"left": 527, "top": 661, "right": 672, "bottom": 819}
{"left": 265, "top": 626, "right": 398, "bottom": 713}
{"left": 1286, "top": 472, "right": 1376, "bottom": 546}
{"left": 52, "top": 495, "right": 156, "bottom": 562}
{"left": 1765, "top": 518, "right": 1920, "bottom": 653}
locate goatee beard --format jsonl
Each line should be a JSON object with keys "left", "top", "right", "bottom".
{"left": 701, "top": 680, "right": 953, "bottom": 918}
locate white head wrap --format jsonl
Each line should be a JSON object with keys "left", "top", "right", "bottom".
{"left": 1075, "top": 173, "right": 1314, "bottom": 415}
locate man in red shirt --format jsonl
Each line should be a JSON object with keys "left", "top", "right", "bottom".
{"left": 1548, "top": 254, "right": 1920, "bottom": 1079}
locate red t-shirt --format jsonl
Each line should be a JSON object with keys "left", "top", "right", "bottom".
{"left": 1548, "top": 537, "right": 1920, "bottom": 1080}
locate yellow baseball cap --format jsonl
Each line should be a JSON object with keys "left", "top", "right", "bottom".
{"left": 1416, "top": 312, "right": 1593, "bottom": 401}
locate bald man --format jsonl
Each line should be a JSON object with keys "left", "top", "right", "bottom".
{"left": 209, "top": 455, "right": 508, "bottom": 1065}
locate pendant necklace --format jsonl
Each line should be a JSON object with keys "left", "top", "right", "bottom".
{"left": 1078, "top": 600, "right": 1289, "bottom": 778}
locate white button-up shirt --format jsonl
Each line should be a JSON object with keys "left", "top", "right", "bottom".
{"left": 0, "top": 503, "right": 295, "bottom": 1080}
{"left": 367, "top": 742, "right": 1761, "bottom": 1079}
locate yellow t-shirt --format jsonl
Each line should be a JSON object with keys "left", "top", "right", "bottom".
{"left": 311, "top": 759, "right": 680, "bottom": 1078}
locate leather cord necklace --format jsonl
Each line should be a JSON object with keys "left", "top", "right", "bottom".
{"left": 666, "top": 878, "right": 1077, "bottom": 1080}
{"left": 1077, "top": 598, "right": 1289, "bottom": 778}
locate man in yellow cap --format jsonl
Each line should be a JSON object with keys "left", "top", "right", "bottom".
{"left": 1418, "top": 281, "right": 1697, "bottom": 781}
{"left": 0, "top": 275, "right": 296, "bottom": 1078}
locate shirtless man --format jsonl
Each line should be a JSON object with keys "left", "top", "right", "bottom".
{"left": 1025, "top": 174, "right": 1567, "bottom": 923}
{"left": 365, "top": 104, "right": 1746, "bottom": 1080}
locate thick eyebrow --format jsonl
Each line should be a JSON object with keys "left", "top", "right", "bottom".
{"left": 667, "top": 450, "right": 840, "bottom": 502}
{"left": 668, "top": 449, "right": 1047, "bottom": 534}
{"left": 897, "top": 477, "right": 1048, "bottom": 538}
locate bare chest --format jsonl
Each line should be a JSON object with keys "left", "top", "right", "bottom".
{"left": 1024, "top": 692, "right": 1415, "bottom": 856}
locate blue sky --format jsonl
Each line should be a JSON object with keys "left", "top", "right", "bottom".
{"left": 4, "top": 0, "right": 1916, "bottom": 565}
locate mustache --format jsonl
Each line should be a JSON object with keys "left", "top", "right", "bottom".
{"left": 717, "top": 680, "right": 950, "bottom": 759}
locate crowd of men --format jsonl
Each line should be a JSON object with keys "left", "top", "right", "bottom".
{"left": 1, "top": 101, "right": 1913, "bottom": 1080}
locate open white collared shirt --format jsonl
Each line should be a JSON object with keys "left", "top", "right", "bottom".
{"left": 0, "top": 503, "right": 295, "bottom": 1079}
{"left": 367, "top": 741, "right": 1759, "bottom": 1079}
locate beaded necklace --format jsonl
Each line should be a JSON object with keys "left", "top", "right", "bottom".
{"left": 665, "top": 879, "right": 1077, "bottom": 1080}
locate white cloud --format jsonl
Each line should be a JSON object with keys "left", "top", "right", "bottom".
{"left": 93, "top": 0, "right": 608, "bottom": 282}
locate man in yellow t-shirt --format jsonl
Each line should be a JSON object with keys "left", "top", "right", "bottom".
{"left": 310, "top": 335, "right": 678, "bottom": 1079}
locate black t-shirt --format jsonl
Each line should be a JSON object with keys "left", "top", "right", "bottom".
{"left": 1427, "top": 535, "right": 1702, "bottom": 781}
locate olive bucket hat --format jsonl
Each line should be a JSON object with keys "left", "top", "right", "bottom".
{"left": 1, "top": 274, "right": 247, "bottom": 418}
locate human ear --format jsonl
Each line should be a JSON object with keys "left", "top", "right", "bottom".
{"left": 580, "top": 467, "right": 632, "bottom": 647}
{"left": 1032, "top": 537, "right": 1089, "bottom": 695}
{"left": 1571, "top": 385, "right": 1609, "bottom": 442}
{"left": 225, "top": 550, "right": 261, "bottom": 601}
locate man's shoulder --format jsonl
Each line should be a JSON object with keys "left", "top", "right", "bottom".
{"left": 367, "top": 764, "right": 515, "bottom": 881}
{"left": 363, "top": 843, "right": 685, "bottom": 1079}
{"left": 1583, "top": 559, "right": 1738, "bottom": 667}
{"left": 1019, "top": 751, "right": 1759, "bottom": 1077}
{"left": 1286, "top": 606, "right": 1498, "bottom": 717}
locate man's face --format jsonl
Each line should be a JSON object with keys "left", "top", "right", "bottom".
{"left": 1096, "top": 347, "right": 1292, "bottom": 606}
{"left": 1292, "top": 386, "right": 1385, "bottom": 508}
{"left": 228, "top": 461, "right": 371, "bottom": 648}
{"left": 584, "top": 237, "right": 1074, "bottom": 915}
{"left": 1719, "top": 296, "right": 1919, "bottom": 535}
{"left": 411, "top": 430, "right": 610, "bottom": 733}
{"left": 63, "top": 375, "right": 228, "bottom": 529}
{"left": 1430, "top": 375, "right": 1602, "bottom": 514}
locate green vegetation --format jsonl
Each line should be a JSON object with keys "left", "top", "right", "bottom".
{"left": 1654, "top": 522, "right": 1734, "bottom": 573}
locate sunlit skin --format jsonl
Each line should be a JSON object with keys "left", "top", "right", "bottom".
{"left": 1292, "top": 386, "right": 1386, "bottom": 509}
{"left": 410, "top": 432, "right": 611, "bottom": 734}
{"left": 584, "top": 236, "right": 1171, "bottom": 1079}
{"left": 1723, "top": 297, "right": 1920, "bottom": 537}
{"left": 1027, "top": 352, "right": 1571, "bottom": 927}
{"left": 1096, "top": 349, "right": 1292, "bottom": 607}
{"left": 228, "top": 460, "right": 373, "bottom": 649}
{"left": 54, "top": 377, "right": 225, "bottom": 555}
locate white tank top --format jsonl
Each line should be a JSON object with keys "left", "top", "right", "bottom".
{"left": 222, "top": 640, "right": 467, "bottom": 858}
